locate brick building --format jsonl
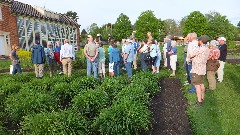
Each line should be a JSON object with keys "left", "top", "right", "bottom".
{"left": 0, "top": 0, "right": 80, "bottom": 56}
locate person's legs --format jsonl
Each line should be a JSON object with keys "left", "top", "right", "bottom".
{"left": 39, "top": 64, "right": 44, "bottom": 78}
{"left": 87, "top": 59, "right": 92, "bottom": 76}
{"left": 49, "top": 60, "right": 53, "bottom": 77}
{"left": 200, "top": 83, "right": 205, "bottom": 100}
{"left": 125, "top": 62, "right": 132, "bottom": 78}
{"left": 12, "top": 64, "right": 17, "bottom": 75}
{"left": 188, "top": 63, "right": 196, "bottom": 93}
{"left": 62, "top": 59, "right": 68, "bottom": 76}
{"left": 34, "top": 64, "right": 39, "bottom": 78}
{"left": 133, "top": 54, "right": 137, "bottom": 70}
{"left": 114, "top": 62, "right": 120, "bottom": 76}
{"left": 166, "top": 53, "right": 171, "bottom": 70}
{"left": 67, "top": 58, "right": 73, "bottom": 77}
{"left": 207, "top": 71, "right": 216, "bottom": 90}
{"left": 141, "top": 53, "right": 147, "bottom": 71}
{"left": 93, "top": 61, "right": 98, "bottom": 78}
{"left": 217, "top": 61, "right": 225, "bottom": 82}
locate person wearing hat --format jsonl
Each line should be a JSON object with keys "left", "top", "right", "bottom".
{"left": 84, "top": 35, "right": 99, "bottom": 78}
{"left": 124, "top": 39, "right": 134, "bottom": 77}
{"left": 31, "top": 39, "right": 46, "bottom": 79}
{"left": 217, "top": 37, "right": 227, "bottom": 83}
{"left": 189, "top": 35, "right": 210, "bottom": 106}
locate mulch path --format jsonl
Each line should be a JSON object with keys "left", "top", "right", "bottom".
{"left": 141, "top": 78, "right": 192, "bottom": 135}
{"left": 226, "top": 59, "right": 240, "bottom": 64}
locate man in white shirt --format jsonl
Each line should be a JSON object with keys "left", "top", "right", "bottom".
{"left": 60, "top": 39, "right": 75, "bottom": 77}
{"left": 186, "top": 33, "right": 199, "bottom": 93}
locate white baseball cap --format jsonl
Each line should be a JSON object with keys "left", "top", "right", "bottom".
{"left": 218, "top": 37, "right": 226, "bottom": 41}
{"left": 126, "top": 39, "right": 132, "bottom": 43}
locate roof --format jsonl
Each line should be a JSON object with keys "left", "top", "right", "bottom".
{"left": 0, "top": 0, "right": 79, "bottom": 27}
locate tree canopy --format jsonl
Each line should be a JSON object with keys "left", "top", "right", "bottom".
{"left": 135, "top": 10, "right": 164, "bottom": 41}
{"left": 65, "top": 11, "right": 79, "bottom": 22}
{"left": 112, "top": 13, "right": 132, "bottom": 41}
{"left": 183, "top": 11, "right": 208, "bottom": 37}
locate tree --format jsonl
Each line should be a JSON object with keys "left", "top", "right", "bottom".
{"left": 237, "top": 21, "right": 240, "bottom": 27}
{"left": 99, "top": 23, "right": 113, "bottom": 41}
{"left": 205, "top": 11, "right": 237, "bottom": 40}
{"left": 163, "top": 19, "right": 179, "bottom": 36}
{"left": 80, "top": 29, "right": 88, "bottom": 42}
{"left": 65, "top": 11, "right": 79, "bottom": 22}
{"left": 112, "top": 13, "right": 132, "bottom": 41}
{"left": 135, "top": 10, "right": 164, "bottom": 41}
{"left": 88, "top": 23, "right": 101, "bottom": 38}
{"left": 183, "top": 11, "right": 208, "bottom": 37}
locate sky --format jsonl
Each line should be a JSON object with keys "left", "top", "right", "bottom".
{"left": 17, "top": 0, "right": 240, "bottom": 32}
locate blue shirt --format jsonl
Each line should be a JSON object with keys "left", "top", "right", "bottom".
{"left": 98, "top": 47, "right": 105, "bottom": 62}
{"left": 150, "top": 44, "right": 158, "bottom": 57}
{"left": 133, "top": 42, "right": 140, "bottom": 54}
{"left": 54, "top": 45, "right": 61, "bottom": 52}
{"left": 167, "top": 40, "right": 172, "bottom": 52}
{"left": 171, "top": 46, "right": 177, "bottom": 55}
{"left": 125, "top": 43, "right": 134, "bottom": 62}
{"left": 108, "top": 45, "right": 113, "bottom": 53}
{"left": 109, "top": 48, "right": 120, "bottom": 63}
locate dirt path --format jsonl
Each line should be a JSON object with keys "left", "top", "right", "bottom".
{"left": 141, "top": 78, "right": 192, "bottom": 135}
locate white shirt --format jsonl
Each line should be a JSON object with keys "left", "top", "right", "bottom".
{"left": 186, "top": 40, "right": 198, "bottom": 63}
{"left": 140, "top": 44, "right": 148, "bottom": 53}
{"left": 163, "top": 43, "right": 167, "bottom": 53}
{"left": 60, "top": 43, "right": 75, "bottom": 61}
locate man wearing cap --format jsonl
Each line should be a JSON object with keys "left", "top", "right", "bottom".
{"left": 84, "top": 35, "right": 99, "bottom": 78}
{"left": 165, "top": 35, "right": 172, "bottom": 70}
{"left": 60, "top": 39, "right": 75, "bottom": 77}
{"left": 31, "top": 39, "right": 46, "bottom": 79}
{"left": 217, "top": 37, "right": 227, "bottom": 83}
{"left": 124, "top": 39, "right": 134, "bottom": 77}
{"left": 189, "top": 35, "right": 210, "bottom": 106}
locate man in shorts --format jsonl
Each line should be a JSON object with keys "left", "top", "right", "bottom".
{"left": 189, "top": 35, "right": 210, "bottom": 106}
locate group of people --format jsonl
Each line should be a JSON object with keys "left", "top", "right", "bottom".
{"left": 182, "top": 32, "right": 227, "bottom": 106}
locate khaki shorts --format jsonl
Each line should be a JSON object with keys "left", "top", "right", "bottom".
{"left": 191, "top": 73, "right": 204, "bottom": 85}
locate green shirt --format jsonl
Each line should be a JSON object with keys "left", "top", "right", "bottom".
{"left": 98, "top": 47, "right": 105, "bottom": 62}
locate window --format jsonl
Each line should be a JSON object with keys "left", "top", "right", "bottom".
{"left": 0, "top": 6, "right": 2, "bottom": 20}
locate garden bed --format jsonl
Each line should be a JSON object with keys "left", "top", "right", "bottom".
{"left": 141, "top": 78, "right": 192, "bottom": 135}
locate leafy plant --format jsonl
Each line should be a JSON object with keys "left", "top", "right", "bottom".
{"left": 21, "top": 110, "right": 88, "bottom": 135}
{"left": 72, "top": 89, "right": 109, "bottom": 118}
{"left": 94, "top": 99, "right": 151, "bottom": 135}
{"left": 5, "top": 89, "right": 56, "bottom": 122}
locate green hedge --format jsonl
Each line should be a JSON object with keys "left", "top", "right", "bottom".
{"left": 20, "top": 110, "right": 88, "bottom": 135}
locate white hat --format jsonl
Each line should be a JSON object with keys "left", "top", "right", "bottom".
{"left": 97, "top": 34, "right": 101, "bottom": 37}
{"left": 218, "top": 37, "right": 226, "bottom": 41}
{"left": 87, "top": 35, "right": 92, "bottom": 38}
{"left": 126, "top": 39, "right": 132, "bottom": 43}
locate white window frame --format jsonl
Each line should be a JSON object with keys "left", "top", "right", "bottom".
{"left": 0, "top": 6, "right": 3, "bottom": 20}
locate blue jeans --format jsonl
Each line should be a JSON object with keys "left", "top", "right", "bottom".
{"left": 125, "top": 62, "right": 132, "bottom": 78}
{"left": 87, "top": 59, "right": 98, "bottom": 78}
{"left": 12, "top": 64, "right": 22, "bottom": 75}
{"left": 113, "top": 61, "right": 120, "bottom": 76}
{"left": 141, "top": 53, "right": 148, "bottom": 71}
{"left": 184, "top": 53, "right": 187, "bottom": 70}
{"left": 188, "top": 62, "right": 196, "bottom": 93}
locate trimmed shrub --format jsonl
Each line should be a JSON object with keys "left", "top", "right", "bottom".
{"left": 99, "top": 76, "right": 129, "bottom": 101}
{"left": 94, "top": 99, "right": 151, "bottom": 135}
{"left": 20, "top": 110, "right": 89, "bottom": 135}
{"left": 115, "top": 84, "right": 149, "bottom": 105}
{"left": 72, "top": 89, "right": 109, "bottom": 118}
{"left": 5, "top": 89, "right": 56, "bottom": 122}
{"left": 131, "top": 71, "right": 160, "bottom": 96}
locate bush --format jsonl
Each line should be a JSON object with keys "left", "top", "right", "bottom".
{"left": 94, "top": 99, "right": 151, "bottom": 135}
{"left": 5, "top": 89, "right": 56, "bottom": 122}
{"left": 131, "top": 71, "right": 160, "bottom": 96}
{"left": 72, "top": 76, "right": 101, "bottom": 91}
{"left": 17, "top": 50, "right": 32, "bottom": 69}
{"left": 227, "top": 41, "right": 238, "bottom": 50}
{"left": 99, "top": 76, "right": 129, "bottom": 101}
{"left": 20, "top": 110, "right": 89, "bottom": 135}
{"left": 115, "top": 84, "right": 149, "bottom": 105}
{"left": 72, "top": 89, "right": 109, "bottom": 118}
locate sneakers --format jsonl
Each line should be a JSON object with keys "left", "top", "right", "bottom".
{"left": 195, "top": 101, "right": 203, "bottom": 107}
{"left": 170, "top": 73, "right": 175, "bottom": 77}
{"left": 59, "top": 72, "right": 64, "bottom": 75}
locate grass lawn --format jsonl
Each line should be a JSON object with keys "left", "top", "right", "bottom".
{"left": 176, "top": 46, "right": 240, "bottom": 135}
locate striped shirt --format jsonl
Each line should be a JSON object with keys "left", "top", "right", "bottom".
{"left": 190, "top": 45, "right": 210, "bottom": 75}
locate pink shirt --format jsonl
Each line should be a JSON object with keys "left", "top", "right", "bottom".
{"left": 208, "top": 48, "right": 220, "bottom": 60}
{"left": 190, "top": 45, "right": 210, "bottom": 75}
